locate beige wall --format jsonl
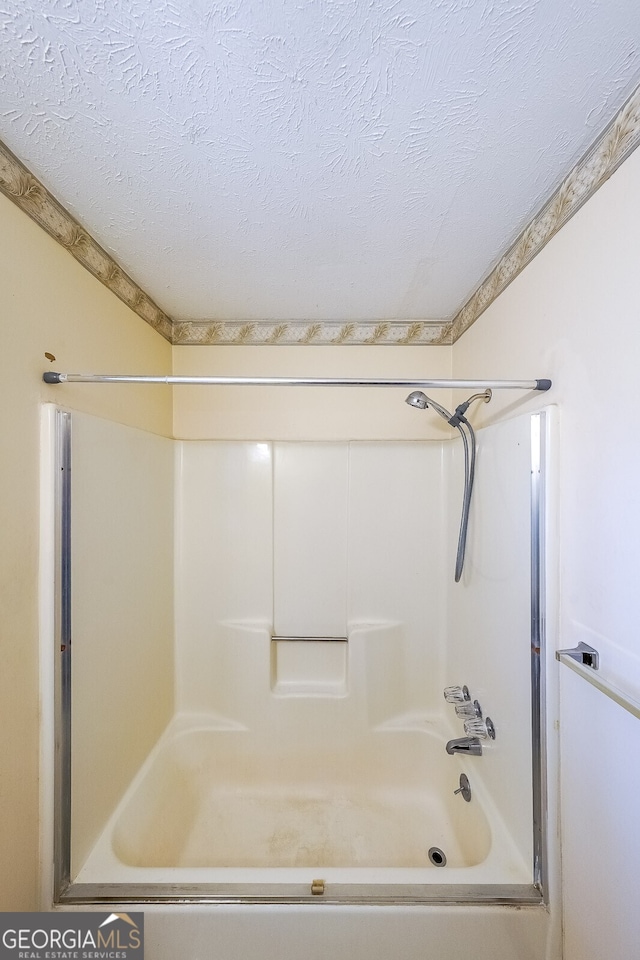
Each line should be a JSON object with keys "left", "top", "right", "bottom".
{"left": 0, "top": 192, "right": 172, "bottom": 908}
{"left": 172, "top": 345, "right": 453, "bottom": 440}
{"left": 453, "top": 146, "right": 640, "bottom": 960}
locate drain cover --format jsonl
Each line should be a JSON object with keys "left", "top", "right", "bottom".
{"left": 428, "top": 847, "right": 447, "bottom": 867}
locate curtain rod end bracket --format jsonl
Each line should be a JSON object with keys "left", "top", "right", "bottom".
{"left": 535, "top": 379, "right": 552, "bottom": 391}
{"left": 43, "top": 371, "right": 63, "bottom": 384}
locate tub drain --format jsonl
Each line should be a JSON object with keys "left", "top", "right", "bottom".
{"left": 428, "top": 847, "right": 447, "bottom": 867}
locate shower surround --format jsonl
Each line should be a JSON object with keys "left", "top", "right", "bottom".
{"left": 41, "top": 405, "right": 544, "bottom": 903}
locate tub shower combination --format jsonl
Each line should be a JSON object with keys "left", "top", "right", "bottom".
{"left": 42, "top": 373, "right": 551, "bottom": 905}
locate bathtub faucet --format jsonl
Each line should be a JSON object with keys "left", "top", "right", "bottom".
{"left": 446, "top": 736, "right": 482, "bottom": 756}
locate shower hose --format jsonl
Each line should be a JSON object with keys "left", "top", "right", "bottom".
{"left": 453, "top": 415, "right": 476, "bottom": 583}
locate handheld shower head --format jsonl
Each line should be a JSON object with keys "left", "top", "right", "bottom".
{"left": 405, "top": 390, "right": 429, "bottom": 410}
{"left": 405, "top": 391, "right": 453, "bottom": 423}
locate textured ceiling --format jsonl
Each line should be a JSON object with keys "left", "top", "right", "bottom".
{"left": 1, "top": 0, "right": 640, "bottom": 326}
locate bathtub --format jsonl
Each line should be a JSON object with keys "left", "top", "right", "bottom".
{"left": 70, "top": 712, "right": 536, "bottom": 903}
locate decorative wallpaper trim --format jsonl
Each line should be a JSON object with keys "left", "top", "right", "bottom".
{"left": 450, "top": 84, "right": 640, "bottom": 342}
{"left": 2, "top": 81, "right": 640, "bottom": 346}
{"left": 0, "top": 140, "right": 174, "bottom": 342}
{"left": 172, "top": 319, "right": 452, "bottom": 346}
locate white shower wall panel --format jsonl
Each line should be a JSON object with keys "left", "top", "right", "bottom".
{"left": 273, "top": 443, "right": 349, "bottom": 637}
{"left": 68, "top": 411, "right": 174, "bottom": 875}
{"left": 175, "top": 440, "right": 446, "bottom": 721}
{"left": 445, "top": 413, "right": 535, "bottom": 871}
{"left": 174, "top": 441, "right": 273, "bottom": 713}
{"left": 348, "top": 442, "right": 447, "bottom": 715}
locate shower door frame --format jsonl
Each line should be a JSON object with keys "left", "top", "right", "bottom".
{"left": 50, "top": 407, "right": 548, "bottom": 906}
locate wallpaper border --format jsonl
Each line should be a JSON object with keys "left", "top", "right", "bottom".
{"left": 0, "top": 141, "right": 174, "bottom": 341}
{"left": 450, "top": 84, "right": 640, "bottom": 341}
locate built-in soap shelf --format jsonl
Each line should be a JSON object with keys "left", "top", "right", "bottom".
{"left": 270, "top": 636, "right": 348, "bottom": 698}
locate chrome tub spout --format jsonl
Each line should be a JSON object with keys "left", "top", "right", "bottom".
{"left": 446, "top": 736, "right": 483, "bottom": 756}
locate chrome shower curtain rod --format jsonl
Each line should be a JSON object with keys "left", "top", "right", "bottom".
{"left": 43, "top": 372, "right": 552, "bottom": 390}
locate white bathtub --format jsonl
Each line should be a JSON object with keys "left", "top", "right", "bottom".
{"left": 72, "top": 712, "right": 533, "bottom": 901}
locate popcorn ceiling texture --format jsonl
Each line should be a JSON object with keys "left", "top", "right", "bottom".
{"left": 0, "top": 1, "right": 639, "bottom": 343}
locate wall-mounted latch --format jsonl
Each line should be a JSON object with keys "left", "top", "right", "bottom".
{"left": 556, "top": 642, "right": 599, "bottom": 670}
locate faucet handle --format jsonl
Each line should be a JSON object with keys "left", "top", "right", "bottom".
{"left": 463, "top": 716, "right": 496, "bottom": 740}
{"left": 455, "top": 699, "right": 482, "bottom": 719}
{"left": 444, "top": 685, "right": 470, "bottom": 703}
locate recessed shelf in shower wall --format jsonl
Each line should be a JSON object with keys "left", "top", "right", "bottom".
{"left": 270, "top": 636, "right": 349, "bottom": 698}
